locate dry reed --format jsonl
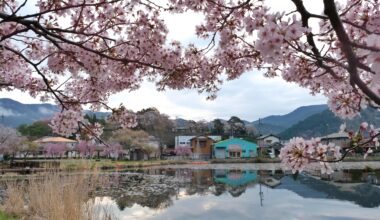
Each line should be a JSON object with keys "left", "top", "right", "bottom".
{"left": 2, "top": 173, "right": 118, "bottom": 220}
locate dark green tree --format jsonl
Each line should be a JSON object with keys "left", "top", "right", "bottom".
{"left": 227, "top": 116, "right": 247, "bottom": 137}
{"left": 18, "top": 121, "right": 52, "bottom": 139}
{"left": 212, "top": 119, "right": 225, "bottom": 135}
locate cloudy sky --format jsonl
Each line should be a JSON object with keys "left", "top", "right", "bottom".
{"left": 0, "top": 0, "right": 327, "bottom": 121}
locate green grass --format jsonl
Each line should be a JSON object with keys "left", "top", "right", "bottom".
{"left": 56, "top": 159, "right": 189, "bottom": 170}
{"left": 0, "top": 211, "right": 18, "bottom": 220}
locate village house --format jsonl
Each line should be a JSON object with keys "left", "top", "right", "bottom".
{"left": 34, "top": 136, "right": 78, "bottom": 157}
{"left": 320, "top": 132, "right": 350, "bottom": 148}
{"left": 257, "top": 134, "right": 282, "bottom": 158}
{"left": 175, "top": 135, "right": 222, "bottom": 149}
{"left": 213, "top": 138, "right": 258, "bottom": 159}
{"left": 190, "top": 136, "right": 216, "bottom": 159}
{"left": 129, "top": 136, "right": 161, "bottom": 161}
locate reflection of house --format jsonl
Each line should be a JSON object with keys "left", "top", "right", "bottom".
{"left": 187, "top": 170, "right": 214, "bottom": 195}
{"left": 214, "top": 170, "right": 257, "bottom": 187}
{"left": 190, "top": 136, "right": 216, "bottom": 159}
{"left": 175, "top": 135, "right": 221, "bottom": 149}
{"left": 321, "top": 132, "right": 350, "bottom": 148}
{"left": 213, "top": 138, "right": 257, "bottom": 159}
{"left": 257, "top": 134, "right": 281, "bottom": 157}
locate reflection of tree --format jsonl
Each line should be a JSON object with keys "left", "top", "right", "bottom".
{"left": 185, "top": 170, "right": 214, "bottom": 196}
{"left": 213, "top": 184, "right": 227, "bottom": 196}
{"left": 115, "top": 192, "right": 175, "bottom": 210}
{"left": 228, "top": 186, "right": 247, "bottom": 197}
{"left": 277, "top": 174, "right": 380, "bottom": 208}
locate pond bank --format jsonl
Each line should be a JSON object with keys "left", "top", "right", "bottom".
{"left": 2, "top": 158, "right": 380, "bottom": 174}
{"left": 151, "top": 161, "right": 380, "bottom": 172}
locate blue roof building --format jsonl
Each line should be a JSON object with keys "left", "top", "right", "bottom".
{"left": 214, "top": 170, "right": 258, "bottom": 187}
{"left": 213, "top": 138, "right": 258, "bottom": 159}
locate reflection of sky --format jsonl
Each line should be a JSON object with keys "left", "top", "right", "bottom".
{"left": 96, "top": 185, "right": 380, "bottom": 220}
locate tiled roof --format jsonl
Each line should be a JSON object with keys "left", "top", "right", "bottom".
{"left": 321, "top": 132, "right": 349, "bottom": 139}
{"left": 34, "top": 137, "right": 77, "bottom": 143}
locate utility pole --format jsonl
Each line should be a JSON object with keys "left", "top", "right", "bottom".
{"left": 259, "top": 179, "right": 264, "bottom": 207}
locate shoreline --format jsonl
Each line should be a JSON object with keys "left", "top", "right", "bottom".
{"left": 2, "top": 160, "right": 380, "bottom": 174}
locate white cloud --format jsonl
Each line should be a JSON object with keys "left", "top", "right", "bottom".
{"left": 38, "top": 107, "right": 56, "bottom": 115}
{"left": 107, "top": 71, "right": 326, "bottom": 121}
{"left": 0, "top": 106, "right": 21, "bottom": 117}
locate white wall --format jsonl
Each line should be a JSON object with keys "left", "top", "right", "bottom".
{"left": 175, "top": 135, "right": 222, "bottom": 148}
{"left": 175, "top": 136, "right": 194, "bottom": 148}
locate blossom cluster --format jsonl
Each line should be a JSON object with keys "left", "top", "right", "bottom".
{"left": 107, "top": 106, "right": 138, "bottom": 129}
{"left": 50, "top": 107, "right": 84, "bottom": 137}
{"left": 1, "top": 0, "right": 379, "bottom": 143}
{"left": 281, "top": 122, "right": 380, "bottom": 174}
{"left": 279, "top": 137, "right": 341, "bottom": 174}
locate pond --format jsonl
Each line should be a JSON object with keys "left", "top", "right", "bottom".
{"left": 93, "top": 167, "right": 380, "bottom": 220}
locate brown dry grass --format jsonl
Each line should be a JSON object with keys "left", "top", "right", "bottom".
{"left": 2, "top": 173, "right": 118, "bottom": 220}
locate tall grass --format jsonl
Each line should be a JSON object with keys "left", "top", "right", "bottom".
{"left": 2, "top": 173, "right": 117, "bottom": 220}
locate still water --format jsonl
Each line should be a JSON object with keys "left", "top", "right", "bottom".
{"left": 95, "top": 168, "right": 380, "bottom": 220}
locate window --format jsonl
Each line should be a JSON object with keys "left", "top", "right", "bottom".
{"left": 229, "top": 151, "right": 241, "bottom": 158}
{"left": 199, "top": 141, "right": 207, "bottom": 147}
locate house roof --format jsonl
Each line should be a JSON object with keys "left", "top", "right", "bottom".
{"left": 34, "top": 137, "right": 77, "bottom": 143}
{"left": 321, "top": 132, "right": 349, "bottom": 140}
{"left": 214, "top": 138, "right": 257, "bottom": 148}
{"left": 190, "top": 136, "right": 213, "bottom": 141}
{"left": 257, "top": 134, "right": 280, "bottom": 140}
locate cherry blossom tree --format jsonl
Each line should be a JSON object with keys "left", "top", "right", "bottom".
{"left": 75, "top": 140, "right": 97, "bottom": 158}
{"left": 102, "top": 142, "right": 125, "bottom": 159}
{"left": 1, "top": 0, "right": 379, "bottom": 171}
{"left": 43, "top": 143, "right": 67, "bottom": 158}
{"left": 175, "top": 146, "right": 192, "bottom": 158}
{"left": 0, "top": 126, "right": 24, "bottom": 160}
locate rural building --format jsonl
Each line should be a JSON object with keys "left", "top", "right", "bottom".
{"left": 175, "top": 135, "right": 221, "bottom": 149}
{"left": 213, "top": 138, "right": 257, "bottom": 159}
{"left": 257, "top": 134, "right": 281, "bottom": 158}
{"left": 190, "top": 136, "right": 216, "bottom": 159}
{"left": 34, "top": 136, "right": 78, "bottom": 157}
{"left": 320, "top": 132, "right": 350, "bottom": 148}
{"left": 129, "top": 136, "right": 161, "bottom": 161}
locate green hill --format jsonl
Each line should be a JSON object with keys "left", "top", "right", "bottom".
{"left": 279, "top": 108, "right": 380, "bottom": 140}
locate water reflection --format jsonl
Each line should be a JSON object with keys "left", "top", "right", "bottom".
{"left": 96, "top": 168, "right": 380, "bottom": 220}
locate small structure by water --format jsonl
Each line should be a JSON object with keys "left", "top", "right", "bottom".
{"left": 213, "top": 138, "right": 257, "bottom": 159}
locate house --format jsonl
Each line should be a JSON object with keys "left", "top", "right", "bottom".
{"left": 190, "top": 136, "right": 216, "bottom": 159}
{"left": 321, "top": 132, "right": 350, "bottom": 148}
{"left": 257, "top": 134, "right": 281, "bottom": 157}
{"left": 257, "top": 134, "right": 280, "bottom": 147}
{"left": 175, "top": 135, "right": 221, "bottom": 149}
{"left": 213, "top": 138, "right": 258, "bottom": 159}
{"left": 34, "top": 136, "right": 78, "bottom": 157}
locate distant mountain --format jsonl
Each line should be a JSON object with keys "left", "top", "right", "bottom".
{"left": 253, "top": 104, "right": 328, "bottom": 128}
{"left": 171, "top": 105, "right": 330, "bottom": 135}
{"left": 279, "top": 107, "right": 380, "bottom": 139}
{"left": 253, "top": 122, "right": 286, "bottom": 135}
{"left": 0, "top": 98, "right": 58, "bottom": 127}
{"left": 0, "top": 98, "right": 110, "bottom": 128}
